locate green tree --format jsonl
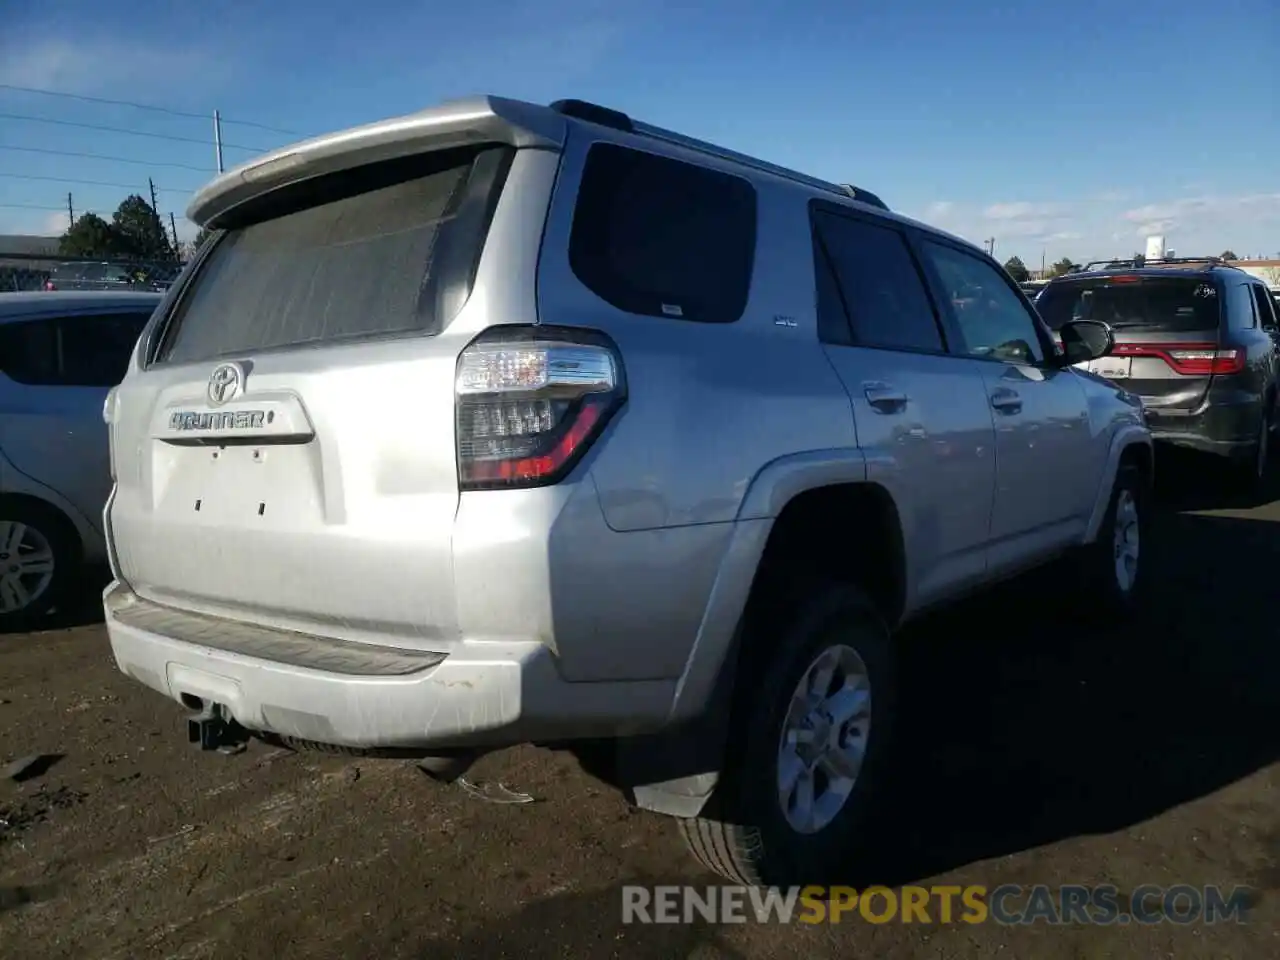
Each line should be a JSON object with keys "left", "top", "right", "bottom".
{"left": 1002, "top": 256, "right": 1030, "bottom": 283}
{"left": 112, "top": 194, "right": 174, "bottom": 260}
{"left": 1219, "top": 250, "right": 1238, "bottom": 261}
{"left": 58, "top": 213, "right": 128, "bottom": 258}
{"left": 1049, "top": 257, "right": 1079, "bottom": 277}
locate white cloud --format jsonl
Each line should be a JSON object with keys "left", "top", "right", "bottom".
{"left": 984, "top": 201, "right": 1065, "bottom": 221}
{"left": 0, "top": 35, "right": 229, "bottom": 97}
{"left": 41, "top": 211, "right": 69, "bottom": 235}
{"left": 902, "top": 190, "right": 1280, "bottom": 265}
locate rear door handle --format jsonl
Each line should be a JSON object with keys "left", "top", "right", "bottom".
{"left": 863, "top": 383, "right": 909, "bottom": 412}
{"left": 990, "top": 388, "right": 1022, "bottom": 415}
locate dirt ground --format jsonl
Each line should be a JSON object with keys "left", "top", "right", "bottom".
{"left": 2, "top": 468, "right": 1278, "bottom": 959}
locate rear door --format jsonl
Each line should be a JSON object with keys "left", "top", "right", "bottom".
{"left": 107, "top": 143, "right": 540, "bottom": 641}
{"left": 811, "top": 205, "right": 997, "bottom": 605}
{"left": 1034, "top": 274, "right": 1226, "bottom": 413}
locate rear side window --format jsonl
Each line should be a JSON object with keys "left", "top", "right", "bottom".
{"left": 1249, "top": 285, "right": 1277, "bottom": 329}
{"left": 60, "top": 312, "right": 151, "bottom": 386}
{"left": 0, "top": 311, "right": 150, "bottom": 387}
{"left": 1035, "top": 276, "right": 1221, "bottom": 333}
{"left": 568, "top": 143, "right": 757, "bottom": 324}
{"left": 1227, "top": 283, "right": 1258, "bottom": 330}
{"left": 154, "top": 145, "right": 514, "bottom": 364}
{"left": 812, "top": 210, "right": 943, "bottom": 352}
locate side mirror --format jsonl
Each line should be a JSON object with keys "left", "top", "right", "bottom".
{"left": 1058, "top": 319, "right": 1114, "bottom": 366}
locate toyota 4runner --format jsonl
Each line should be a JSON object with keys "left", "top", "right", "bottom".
{"left": 102, "top": 95, "right": 1154, "bottom": 885}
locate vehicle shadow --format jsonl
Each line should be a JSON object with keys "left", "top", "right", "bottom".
{"left": 414, "top": 882, "right": 753, "bottom": 960}
{"left": 0, "top": 565, "right": 109, "bottom": 637}
{"left": 408, "top": 478, "right": 1280, "bottom": 958}
{"left": 827, "top": 493, "right": 1280, "bottom": 887}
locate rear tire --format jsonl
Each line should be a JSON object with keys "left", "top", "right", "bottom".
{"left": 676, "top": 585, "right": 896, "bottom": 886}
{"left": 0, "top": 499, "right": 79, "bottom": 633}
{"left": 1235, "top": 410, "right": 1271, "bottom": 493}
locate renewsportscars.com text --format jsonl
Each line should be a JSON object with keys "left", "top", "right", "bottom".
{"left": 621, "top": 883, "right": 1253, "bottom": 926}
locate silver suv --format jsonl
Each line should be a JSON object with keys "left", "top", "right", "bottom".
{"left": 102, "top": 96, "right": 1153, "bottom": 885}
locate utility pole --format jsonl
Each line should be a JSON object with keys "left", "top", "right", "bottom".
{"left": 169, "top": 212, "right": 180, "bottom": 260}
{"left": 985, "top": 238, "right": 996, "bottom": 257}
{"left": 66, "top": 192, "right": 74, "bottom": 227}
{"left": 148, "top": 178, "right": 167, "bottom": 256}
{"left": 213, "top": 109, "right": 225, "bottom": 173}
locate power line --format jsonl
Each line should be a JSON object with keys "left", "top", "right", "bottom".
{"left": 0, "top": 82, "right": 299, "bottom": 135}
{"left": 0, "top": 110, "right": 266, "bottom": 152}
{"left": 0, "top": 172, "right": 196, "bottom": 194}
{"left": 0, "top": 144, "right": 213, "bottom": 172}
{"left": 0, "top": 202, "right": 72, "bottom": 212}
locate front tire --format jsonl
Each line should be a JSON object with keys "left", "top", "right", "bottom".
{"left": 1079, "top": 464, "right": 1148, "bottom": 615}
{"left": 677, "top": 585, "right": 896, "bottom": 886}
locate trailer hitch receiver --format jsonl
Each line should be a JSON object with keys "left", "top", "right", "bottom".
{"left": 186, "top": 702, "right": 249, "bottom": 753}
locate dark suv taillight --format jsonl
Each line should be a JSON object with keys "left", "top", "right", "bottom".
{"left": 455, "top": 326, "right": 626, "bottom": 489}
{"left": 1111, "top": 342, "right": 1244, "bottom": 376}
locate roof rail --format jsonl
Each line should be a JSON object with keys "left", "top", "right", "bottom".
{"left": 548, "top": 98, "right": 890, "bottom": 211}
{"left": 1078, "top": 255, "right": 1240, "bottom": 272}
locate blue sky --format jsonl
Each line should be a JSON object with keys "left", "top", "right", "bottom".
{"left": 0, "top": 0, "right": 1276, "bottom": 265}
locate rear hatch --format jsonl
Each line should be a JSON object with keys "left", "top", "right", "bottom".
{"left": 1035, "top": 273, "right": 1226, "bottom": 410}
{"left": 107, "top": 134, "right": 543, "bottom": 646}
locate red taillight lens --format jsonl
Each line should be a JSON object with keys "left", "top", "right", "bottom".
{"left": 455, "top": 327, "right": 625, "bottom": 490}
{"left": 44, "top": 281, "right": 55, "bottom": 291}
{"left": 1111, "top": 342, "right": 1244, "bottom": 375}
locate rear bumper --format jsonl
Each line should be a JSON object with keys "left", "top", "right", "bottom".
{"left": 103, "top": 582, "right": 676, "bottom": 751}
{"left": 1141, "top": 392, "right": 1261, "bottom": 459}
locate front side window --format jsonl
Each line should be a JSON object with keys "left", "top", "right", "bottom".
{"left": 921, "top": 241, "right": 1045, "bottom": 365}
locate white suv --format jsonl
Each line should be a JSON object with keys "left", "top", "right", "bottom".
{"left": 102, "top": 95, "right": 1153, "bottom": 885}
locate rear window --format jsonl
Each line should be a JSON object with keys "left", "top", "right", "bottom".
{"left": 568, "top": 143, "right": 757, "bottom": 324}
{"left": 1035, "top": 276, "right": 1221, "bottom": 333}
{"left": 154, "top": 145, "right": 514, "bottom": 364}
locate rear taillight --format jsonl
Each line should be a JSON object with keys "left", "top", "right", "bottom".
{"left": 1111, "top": 342, "right": 1244, "bottom": 376}
{"left": 455, "top": 327, "right": 625, "bottom": 489}
{"left": 44, "top": 280, "right": 55, "bottom": 291}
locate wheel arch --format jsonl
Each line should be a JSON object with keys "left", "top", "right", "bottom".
{"left": 612, "top": 469, "right": 911, "bottom": 819}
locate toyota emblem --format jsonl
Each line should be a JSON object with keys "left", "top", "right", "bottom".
{"left": 207, "top": 362, "right": 245, "bottom": 406}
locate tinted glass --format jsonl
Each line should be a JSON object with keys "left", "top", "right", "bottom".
{"left": 0, "top": 312, "right": 150, "bottom": 387}
{"left": 1227, "top": 283, "right": 1257, "bottom": 330}
{"left": 922, "top": 241, "right": 1045, "bottom": 364}
{"left": 1250, "top": 285, "right": 1278, "bottom": 329}
{"left": 156, "top": 146, "right": 513, "bottom": 364}
{"left": 0, "top": 318, "right": 59, "bottom": 384}
{"left": 59, "top": 311, "right": 151, "bottom": 387}
{"left": 1035, "top": 276, "right": 1221, "bottom": 333}
{"left": 568, "top": 143, "right": 757, "bottom": 324}
{"left": 813, "top": 212, "right": 942, "bottom": 352}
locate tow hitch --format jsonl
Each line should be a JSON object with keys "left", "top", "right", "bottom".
{"left": 186, "top": 702, "right": 250, "bottom": 754}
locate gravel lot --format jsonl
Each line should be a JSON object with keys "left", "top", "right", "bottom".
{"left": 2, "top": 465, "right": 1278, "bottom": 959}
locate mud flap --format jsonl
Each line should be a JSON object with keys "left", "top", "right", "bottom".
{"left": 610, "top": 634, "right": 741, "bottom": 818}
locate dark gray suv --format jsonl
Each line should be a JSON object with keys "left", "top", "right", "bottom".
{"left": 1036, "top": 257, "right": 1280, "bottom": 488}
